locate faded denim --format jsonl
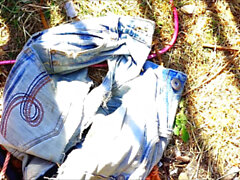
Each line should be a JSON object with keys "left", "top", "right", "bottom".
{"left": 0, "top": 15, "right": 187, "bottom": 179}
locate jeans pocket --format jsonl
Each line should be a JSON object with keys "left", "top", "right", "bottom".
{"left": 0, "top": 50, "right": 91, "bottom": 163}
{"left": 49, "top": 38, "right": 107, "bottom": 74}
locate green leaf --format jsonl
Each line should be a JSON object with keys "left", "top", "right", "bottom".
{"left": 173, "top": 126, "right": 180, "bottom": 136}
{"left": 179, "top": 98, "right": 185, "bottom": 108}
{"left": 180, "top": 113, "right": 188, "bottom": 124}
{"left": 181, "top": 126, "right": 190, "bottom": 143}
{"left": 175, "top": 118, "right": 182, "bottom": 126}
{"left": 174, "top": 98, "right": 189, "bottom": 140}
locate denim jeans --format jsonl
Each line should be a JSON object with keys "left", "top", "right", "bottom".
{"left": 0, "top": 15, "right": 187, "bottom": 179}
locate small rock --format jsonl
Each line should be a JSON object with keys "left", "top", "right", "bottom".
{"left": 170, "top": 168, "right": 178, "bottom": 176}
{"left": 178, "top": 172, "right": 189, "bottom": 180}
{"left": 181, "top": 4, "right": 196, "bottom": 15}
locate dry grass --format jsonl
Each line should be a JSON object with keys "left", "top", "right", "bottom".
{"left": 0, "top": 0, "right": 240, "bottom": 179}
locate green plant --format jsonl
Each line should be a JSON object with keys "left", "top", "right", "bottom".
{"left": 173, "top": 99, "right": 189, "bottom": 142}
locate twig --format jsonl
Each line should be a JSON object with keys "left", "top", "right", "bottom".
{"left": 187, "top": 121, "right": 201, "bottom": 152}
{"left": 154, "top": 45, "right": 163, "bottom": 65}
{"left": 39, "top": 0, "right": 49, "bottom": 29}
{"left": 182, "top": 52, "right": 239, "bottom": 96}
{"left": 188, "top": 154, "right": 199, "bottom": 180}
{"left": 207, "top": 157, "right": 213, "bottom": 179}
{"left": 174, "top": 164, "right": 187, "bottom": 168}
{"left": 203, "top": 43, "right": 239, "bottom": 52}
{"left": 144, "top": 0, "right": 152, "bottom": 18}
{"left": 195, "top": 151, "right": 203, "bottom": 179}
{"left": 26, "top": 4, "right": 50, "bottom": 9}
{"left": 145, "top": 0, "right": 152, "bottom": 10}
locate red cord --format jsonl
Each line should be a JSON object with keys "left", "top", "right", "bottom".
{"left": 147, "top": 0, "right": 179, "bottom": 59}
{"left": 0, "top": 152, "right": 11, "bottom": 179}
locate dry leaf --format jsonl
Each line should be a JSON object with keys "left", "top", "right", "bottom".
{"left": 0, "top": 48, "right": 5, "bottom": 56}
{"left": 176, "top": 156, "right": 191, "bottom": 163}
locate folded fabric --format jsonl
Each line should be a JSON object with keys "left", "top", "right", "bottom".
{"left": 0, "top": 15, "right": 187, "bottom": 179}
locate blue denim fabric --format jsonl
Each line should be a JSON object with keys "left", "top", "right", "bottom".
{"left": 0, "top": 15, "right": 187, "bottom": 179}
{"left": 56, "top": 61, "right": 187, "bottom": 180}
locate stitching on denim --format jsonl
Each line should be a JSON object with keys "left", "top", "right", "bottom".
{"left": 22, "top": 113, "right": 64, "bottom": 151}
{"left": 0, "top": 72, "right": 51, "bottom": 137}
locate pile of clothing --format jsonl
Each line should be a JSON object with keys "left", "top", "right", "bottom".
{"left": 0, "top": 15, "right": 186, "bottom": 179}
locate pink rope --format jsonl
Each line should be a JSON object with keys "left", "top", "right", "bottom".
{"left": 147, "top": 0, "right": 179, "bottom": 59}
{"left": 0, "top": 60, "right": 16, "bottom": 65}
{"left": 0, "top": 152, "right": 11, "bottom": 178}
